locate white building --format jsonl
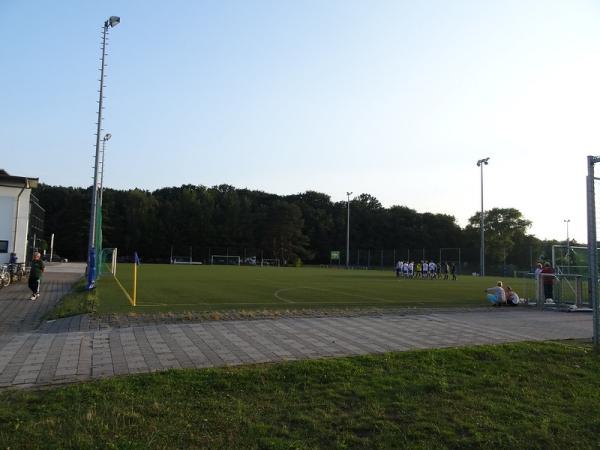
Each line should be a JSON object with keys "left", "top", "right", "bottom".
{"left": 0, "top": 169, "right": 39, "bottom": 264}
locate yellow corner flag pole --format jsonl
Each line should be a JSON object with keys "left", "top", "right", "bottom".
{"left": 133, "top": 263, "right": 137, "bottom": 306}
{"left": 132, "top": 252, "right": 139, "bottom": 307}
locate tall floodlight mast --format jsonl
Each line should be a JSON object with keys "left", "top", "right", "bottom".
{"left": 87, "top": 16, "right": 120, "bottom": 288}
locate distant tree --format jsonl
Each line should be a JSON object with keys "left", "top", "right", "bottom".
{"left": 35, "top": 184, "right": 89, "bottom": 260}
{"left": 286, "top": 191, "right": 336, "bottom": 262}
{"left": 467, "top": 207, "right": 532, "bottom": 266}
{"left": 36, "top": 183, "right": 546, "bottom": 271}
{"left": 261, "top": 200, "right": 313, "bottom": 263}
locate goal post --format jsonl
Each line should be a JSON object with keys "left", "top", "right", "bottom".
{"left": 260, "top": 258, "right": 280, "bottom": 267}
{"left": 172, "top": 256, "right": 203, "bottom": 265}
{"left": 211, "top": 255, "right": 241, "bottom": 265}
{"left": 439, "top": 248, "right": 461, "bottom": 272}
{"left": 551, "top": 245, "right": 600, "bottom": 277}
{"left": 98, "top": 248, "right": 117, "bottom": 277}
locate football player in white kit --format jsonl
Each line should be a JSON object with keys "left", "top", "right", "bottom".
{"left": 429, "top": 261, "right": 437, "bottom": 279}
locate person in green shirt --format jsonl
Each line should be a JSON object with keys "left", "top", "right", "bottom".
{"left": 28, "top": 252, "right": 45, "bottom": 301}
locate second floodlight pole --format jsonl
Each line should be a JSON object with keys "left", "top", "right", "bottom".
{"left": 477, "top": 157, "right": 490, "bottom": 277}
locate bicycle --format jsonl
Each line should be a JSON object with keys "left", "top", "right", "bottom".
{"left": 8, "top": 263, "right": 25, "bottom": 283}
{"left": 0, "top": 265, "right": 11, "bottom": 289}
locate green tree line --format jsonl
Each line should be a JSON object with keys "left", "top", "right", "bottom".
{"left": 35, "top": 184, "right": 561, "bottom": 272}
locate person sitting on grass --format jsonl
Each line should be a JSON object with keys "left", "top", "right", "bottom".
{"left": 504, "top": 285, "right": 519, "bottom": 306}
{"left": 485, "top": 281, "right": 506, "bottom": 306}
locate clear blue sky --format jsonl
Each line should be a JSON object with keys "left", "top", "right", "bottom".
{"left": 2, "top": 0, "right": 600, "bottom": 242}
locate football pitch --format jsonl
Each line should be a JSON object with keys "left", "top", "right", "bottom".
{"left": 95, "top": 264, "right": 529, "bottom": 314}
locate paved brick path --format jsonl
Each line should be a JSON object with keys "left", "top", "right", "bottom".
{"left": 0, "top": 309, "right": 592, "bottom": 389}
{"left": 0, "top": 264, "right": 83, "bottom": 334}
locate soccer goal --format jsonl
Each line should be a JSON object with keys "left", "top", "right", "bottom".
{"left": 98, "top": 248, "right": 117, "bottom": 276}
{"left": 552, "top": 245, "right": 599, "bottom": 277}
{"left": 172, "top": 256, "right": 203, "bottom": 265}
{"left": 260, "top": 258, "right": 280, "bottom": 267}
{"left": 211, "top": 255, "right": 241, "bottom": 265}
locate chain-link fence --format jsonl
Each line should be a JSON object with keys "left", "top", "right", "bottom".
{"left": 160, "top": 245, "right": 539, "bottom": 275}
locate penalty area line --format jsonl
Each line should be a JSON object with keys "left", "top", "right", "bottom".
{"left": 113, "top": 275, "right": 134, "bottom": 306}
{"left": 301, "top": 286, "right": 392, "bottom": 303}
{"left": 273, "top": 288, "right": 298, "bottom": 304}
{"left": 272, "top": 286, "right": 391, "bottom": 304}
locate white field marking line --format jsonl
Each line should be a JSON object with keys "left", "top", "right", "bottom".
{"left": 136, "top": 303, "right": 206, "bottom": 307}
{"left": 273, "top": 286, "right": 391, "bottom": 304}
{"left": 302, "top": 286, "right": 392, "bottom": 303}
{"left": 134, "top": 301, "right": 379, "bottom": 307}
{"left": 273, "top": 288, "right": 297, "bottom": 304}
{"left": 113, "top": 274, "right": 134, "bottom": 306}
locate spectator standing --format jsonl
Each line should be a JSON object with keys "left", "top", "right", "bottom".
{"left": 534, "top": 263, "right": 543, "bottom": 281}
{"left": 540, "top": 262, "right": 555, "bottom": 301}
{"left": 28, "top": 252, "right": 45, "bottom": 301}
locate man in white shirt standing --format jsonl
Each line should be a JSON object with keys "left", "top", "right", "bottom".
{"left": 429, "top": 261, "right": 437, "bottom": 279}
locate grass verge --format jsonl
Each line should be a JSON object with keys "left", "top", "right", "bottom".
{"left": 45, "top": 278, "right": 97, "bottom": 320}
{"left": 0, "top": 341, "right": 599, "bottom": 449}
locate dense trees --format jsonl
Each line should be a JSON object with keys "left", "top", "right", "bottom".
{"left": 466, "top": 208, "right": 535, "bottom": 269}
{"left": 34, "top": 184, "right": 549, "bottom": 271}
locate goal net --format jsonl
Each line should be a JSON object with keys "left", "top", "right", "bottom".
{"left": 552, "top": 245, "right": 599, "bottom": 277}
{"left": 211, "top": 255, "right": 241, "bottom": 265}
{"left": 513, "top": 271, "right": 591, "bottom": 309}
{"left": 172, "top": 256, "right": 203, "bottom": 265}
{"left": 260, "top": 258, "right": 280, "bottom": 267}
{"left": 98, "top": 248, "right": 117, "bottom": 277}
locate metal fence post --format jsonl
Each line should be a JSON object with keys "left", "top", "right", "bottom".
{"left": 586, "top": 156, "right": 600, "bottom": 346}
{"left": 538, "top": 274, "right": 545, "bottom": 310}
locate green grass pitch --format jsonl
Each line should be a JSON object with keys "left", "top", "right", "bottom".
{"left": 95, "top": 264, "right": 533, "bottom": 314}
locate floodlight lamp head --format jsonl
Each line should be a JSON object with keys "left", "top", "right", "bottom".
{"left": 106, "top": 16, "right": 120, "bottom": 28}
{"left": 347, "top": 191, "right": 353, "bottom": 197}
{"left": 103, "top": 133, "right": 112, "bottom": 141}
{"left": 477, "top": 157, "right": 490, "bottom": 167}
